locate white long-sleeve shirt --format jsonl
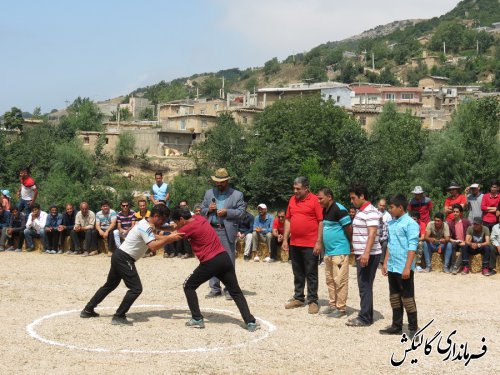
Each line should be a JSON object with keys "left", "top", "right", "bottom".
{"left": 26, "top": 211, "right": 48, "bottom": 234}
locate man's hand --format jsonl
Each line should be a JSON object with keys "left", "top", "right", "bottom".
{"left": 74, "top": 225, "right": 82, "bottom": 232}
{"left": 471, "top": 243, "right": 478, "bottom": 250}
{"left": 7, "top": 228, "right": 12, "bottom": 236}
{"left": 282, "top": 239, "right": 289, "bottom": 252}
{"left": 255, "top": 227, "right": 262, "bottom": 233}
{"left": 313, "top": 241, "right": 322, "bottom": 256}
{"left": 208, "top": 202, "right": 217, "bottom": 212}
{"left": 278, "top": 234, "right": 284, "bottom": 242}
{"left": 167, "top": 231, "right": 184, "bottom": 242}
{"left": 359, "top": 253, "right": 369, "bottom": 267}
{"left": 57, "top": 225, "right": 65, "bottom": 232}
{"left": 217, "top": 208, "right": 227, "bottom": 217}
{"left": 381, "top": 263, "right": 388, "bottom": 276}
{"left": 402, "top": 267, "right": 411, "bottom": 280}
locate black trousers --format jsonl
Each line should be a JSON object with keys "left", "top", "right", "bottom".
{"left": 70, "top": 229, "right": 95, "bottom": 252}
{"left": 388, "top": 271, "right": 418, "bottom": 331}
{"left": 356, "top": 254, "right": 381, "bottom": 324}
{"left": 270, "top": 236, "right": 281, "bottom": 260}
{"left": 175, "top": 239, "right": 192, "bottom": 256}
{"left": 8, "top": 228, "right": 24, "bottom": 248}
{"left": 183, "top": 251, "right": 255, "bottom": 324}
{"left": 290, "top": 245, "right": 319, "bottom": 304}
{"left": 45, "top": 230, "right": 60, "bottom": 250}
{"left": 59, "top": 229, "right": 73, "bottom": 251}
{"left": 85, "top": 249, "right": 143, "bottom": 318}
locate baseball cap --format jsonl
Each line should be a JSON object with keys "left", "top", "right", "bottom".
{"left": 473, "top": 217, "right": 482, "bottom": 225}
{"left": 469, "top": 183, "right": 479, "bottom": 189}
{"left": 257, "top": 203, "right": 267, "bottom": 210}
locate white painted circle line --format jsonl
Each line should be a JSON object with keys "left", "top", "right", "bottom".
{"left": 26, "top": 304, "right": 277, "bottom": 354}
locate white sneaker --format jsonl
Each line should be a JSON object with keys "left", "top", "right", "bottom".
{"left": 45, "top": 249, "right": 51, "bottom": 254}
{"left": 254, "top": 256, "right": 260, "bottom": 262}
{"left": 57, "top": 250, "right": 63, "bottom": 254}
{"left": 264, "top": 256, "right": 270, "bottom": 262}
{"left": 50, "top": 250, "right": 57, "bottom": 254}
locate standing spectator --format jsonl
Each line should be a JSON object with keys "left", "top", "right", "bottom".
{"left": 407, "top": 186, "right": 433, "bottom": 225}
{"left": 93, "top": 200, "right": 117, "bottom": 257}
{"left": 447, "top": 204, "right": 471, "bottom": 275}
{"left": 480, "top": 181, "right": 499, "bottom": 232}
{"left": 444, "top": 183, "right": 466, "bottom": 222}
{"left": 3, "top": 207, "right": 26, "bottom": 252}
{"left": 24, "top": 203, "right": 47, "bottom": 252}
{"left": 421, "top": 212, "right": 453, "bottom": 273}
{"left": 465, "top": 183, "right": 483, "bottom": 222}
{"left": 0, "top": 205, "right": 12, "bottom": 250}
{"left": 134, "top": 199, "right": 150, "bottom": 220}
{"left": 380, "top": 194, "right": 420, "bottom": 339}
{"left": 71, "top": 202, "right": 96, "bottom": 255}
{"left": 409, "top": 211, "right": 426, "bottom": 268}
{"left": 346, "top": 184, "right": 381, "bottom": 327}
{"left": 237, "top": 203, "right": 254, "bottom": 261}
{"left": 282, "top": 176, "right": 323, "bottom": 315}
{"left": 461, "top": 217, "right": 492, "bottom": 276}
{"left": 201, "top": 168, "right": 245, "bottom": 300}
{"left": 150, "top": 172, "right": 170, "bottom": 206}
{"left": 270, "top": 210, "right": 286, "bottom": 263}
{"left": 251, "top": 203, "right": 273, "bottom": 262}
{"left": 490, "top": 222, "right": 499, "bottom": 275}
{"left": 17, "top": 166, "right": 38, "bottom": 214}
{"left": 59, "top": 203, "right": 76, "bottom": 254}
{"left": 377, "top": 199, "right": 391, "bottom": 265}
{"left": 317, "top": 187, "right": 352, "bottom": 318}
{"left": 1, "top": 190, "right": 11, "bottom": 211}
{"left": 348, "top": 207, "right": 357, "bottom": 221}
{"left": 44, "top": 205, "right": 62, "bottom": 254}
{"left": 113, "top": 200, "right": 136, "bottom": 249}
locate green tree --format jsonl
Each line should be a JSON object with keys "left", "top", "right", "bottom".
{"left": 119, "top": 107, "right": 132, "bottom": 121}
{"left": 139, "top": 107, "right": 155, "bottom": 120}
{"left": 301, "top": 57, "right": 327, "bottom": 83}
{"left": 200, "top": 76, "right": 223, "bottom": 99}
{"left": 263, "top": 57, "right": 281, "bottom": 76}
{"left": 2, "top": 107, "right": 23, "bottom": 130}
{"left": 32, "top": 107, "right": 42, "bottom": 119}
{"left": 429, "top": 22, "right": 466, "bottom": 53}
{"left": 65, "top": 97, "right": 104, "bottom": 131}
{"left": 116, "top": 131, "right": 136, "bottom": 165}
{"left": 245, "top": 77, "right": 259, "bottom": 93}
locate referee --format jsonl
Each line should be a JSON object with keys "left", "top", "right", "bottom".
{"left": 80, "top": 205, "right": 183, "bottom": 325}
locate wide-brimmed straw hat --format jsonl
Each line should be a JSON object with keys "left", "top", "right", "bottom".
{"left": 211, "top": 168, "right": 231, "bottom": 182}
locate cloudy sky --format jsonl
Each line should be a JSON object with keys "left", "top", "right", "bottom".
{"left": 0, "top": 0, "right": 460, "bottom": 114}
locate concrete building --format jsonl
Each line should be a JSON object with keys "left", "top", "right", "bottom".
{"left": 119, "top": 97, "right": 155, "bottom": 119}
{"left": 419, "top": 75, "right": 450, "bottom": 89}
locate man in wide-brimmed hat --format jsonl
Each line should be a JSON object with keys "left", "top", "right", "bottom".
{"left": 444, "top": 183, "right": 466, "bottom": 222}
{"left": 408, "top": 186, "right": 433, "bottom": 226}
{"left": 201, "top": 168, "right": 245, "bottom": 299}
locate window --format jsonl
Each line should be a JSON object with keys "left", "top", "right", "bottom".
{"left": 401, "top": 93, "right": 414, "bottom": 100}
{"left": 105, "top": 138, "right": 109, "bottom": 145}
{"left": 385, "top": 93, "right": 395, "bottom": 101}
{"left": 201, "top": 120, "right": 208, "bottom": 129}
{"left": 242, "top": 116, "right": 248, "bottom": 124}
{"left": 180, "top": 119, "right": 186, "bottom": 130}
{"left": 337, "top": 96, "right": 340, "bottom": 103}
{"left": 359, "top": 116, "right": 367, "bottom": 126}
{"left": 200, "top": 109, "right": 206, "bottom": 115}
{"left": 175, "top": 137, "right": 180, "bottom": 144}
{"left": 214, "top": 104, "right": 219, "bottom": 111}
{"left": 328, "top": 95, "right": 333, "bottom": 100}
{"left": 83, "top": 137, "right": 90, "bottom": 145}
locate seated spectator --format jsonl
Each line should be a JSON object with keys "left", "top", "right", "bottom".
{"left": 447, "top": 204, "right": 471, "bottom": 275}
{"left": 193, "top": 204, "right": 202, "bottom": 216}
{"left": 24, "top": 203, "right": 48, "bottom": 252}
{"left": 408, "top": 186, "right": 432, "bottom": 226}
{"left": 93, "top": 200, "right": 117, "bottom": 256}
{"left": 1, "top": 190, "right": 11, "bottom": 211}
{"left": 251, "top": 203, "right": 273, "bottom": 262}
{"left": 59, "top": 203, "right": 76, "bottom": 254}
{"left": 70, "top": 202, "right": 96, "bottom": 255}
{"left": 444, "top": 183, "right": 466, "bottom": 222}
{"left": 134, "top": 199, "right": 150, "bottom": 220}
{"left": 465, "top": 183, "right": 483, "bottom": 222}
{"left": 113, "top": 200, "right": 136, "bottom": 249}
{"left": 3, "top": 206, "right": 26, "bottom": 251}
{"left": 461, "top": 217, "right": 492, "bottom": 276}
{"left": 44, "top": 205, "right": 62, "bottom": 254}
{"left": 480, "top": 180, "right": 499, "bottom": 232}
{"left": 270, "top": 210, "right": 286, "bottom": 263}
{"left": 490, "top": 222, "right": 499, "bottom": 274}
{"left": 421, "top": 212, "right": 453, "bottom": 273}
{"left": 237, "top": 203, "right": 254, "bottom": 261}
{"left": 0, "top": 205, "right": 12, "bottom": 250}
{"left": 409, "top": 211, "right": 426, "bottom": 268}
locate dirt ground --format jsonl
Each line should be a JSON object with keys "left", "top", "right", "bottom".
{"left": 0, "top": 251, "right": 498, "bottom": 375}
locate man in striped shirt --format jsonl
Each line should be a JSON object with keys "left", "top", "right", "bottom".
{"left": 346, "top": 184, "right": 381, "bottom": 327}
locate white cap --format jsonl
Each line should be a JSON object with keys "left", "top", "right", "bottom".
{"left": 257, "top": 203, "right": 267, "bottom": 209}
{"left": 470, "top": 183, "right": 479, "bottom": 188}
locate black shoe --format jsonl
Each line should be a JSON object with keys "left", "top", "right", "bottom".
{"left": 111, "top": 315, "right": 133, "bottom": 326}
{"left": 205, "top": 290, "right": 222, "bottom": 298}
{"left": 224, "top": 290, "right": 233, "bottom": 300}
{"left": 243, "top": 255, "right": 250, "bottom": 261}
{"left": 80, "top": 309, "right": 100, "bottom": 318}
{"left": 379, "top": 325, "right": 402, "bottom": 335}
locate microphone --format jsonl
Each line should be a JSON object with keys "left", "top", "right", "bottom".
{"left": 212, "top": 198, "right": 221, "bottom": 227}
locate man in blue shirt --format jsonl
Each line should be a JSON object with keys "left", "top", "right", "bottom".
{"left": 251, "top": 203, "right": 273, "bottom": 261}
{"left": 317, "top": 187, "right": 352, "bottom": 318}
{"left": 380, "top": 194, "right": 420, "bottom": 338}
{"left": 150, "top": 172, "right": 170, "bottom": 206}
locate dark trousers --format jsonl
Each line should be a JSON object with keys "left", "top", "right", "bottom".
{"left": 270, "top": 236, "right": 281, "bottom": 260}
{"left": 388, "top": 271, "right": 418, "bottom": 331}
{"left": 70, "top": 229, "right": 95, "bottom": 252}
{"left": 8, "top": 228, "right": 24, "bottom": 248}
{"left": 461, "top": 245, "right": 490, "bottom": 267}
{"left": 290, "top": 245, "right": 319, "bottom": 304}
{"left": 379, "top": 240, "right": 388, "bottom": 264}
{"left": 183, "top": 251, "right": 255, "bottom": 324}
{"left": 94, "top": 229, "right": 115, "bottom": 253}
{"left": 44, "top": 230, "right": 60, "bottom": 250}
{"left": 85, "top": 249, "right": 143, "bottom": 318}
{"left": 59, "top": 229, "right": 73, "bottom": 251}
{"left": 175, "top": 239, "right": 192, "bottom": 256}
{"left": 356, "top": 253, "right": 381, "bottom": 324}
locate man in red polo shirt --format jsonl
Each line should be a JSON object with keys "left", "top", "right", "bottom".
{"left": 282, "top": 176, "right": 323, "bottom": 314}
{"left": 481, "top": 181, "right": 499, "bottom": 232}
{"left": 444, "top": 183, "right": 466, "bottom": 222}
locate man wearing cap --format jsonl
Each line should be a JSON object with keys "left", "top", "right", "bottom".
{"left": 407, "top": 186, "right": 433, "bottom": 226}
{"left": 461, "top": 217, "right": 493, "bottom": 276}
{"left": 465, "top": 183, "right": 483, "bottom": 222}
{"left": 1, "top": 190, "right": 11, "bottom": 211}
{"left": 444, "top": 184, "right": 466, "bottom": 222}
{"left": 237, "top": 203, "right": 254, "bottom": 261}
{"left": 201, "top": 168, "right": 245, "bottom": 299}
{"left": 480, "top": 181, "right": 499, "bottom": 232}
{"left": 251, "top": 204, "right": 273, "bottom": 262}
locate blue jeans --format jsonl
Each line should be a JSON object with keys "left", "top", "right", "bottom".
{"left": 18, "top": 199, "right": 32, "bottom": 215}
{"left": 24, "top": 228, "right": 46, "bottom": 249}
{"left": 423, "top": 241, "right": 452, "bottom": 269}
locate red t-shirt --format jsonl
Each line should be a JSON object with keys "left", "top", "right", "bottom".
{"left": 180, "top": 215, "right": 225, "bottom": 263}
{"left": 285, "top": 193, "right": 323, "bottom": 247}
{"left": 444, "top": 194, "right": 466, "bottom": 222}
{"left": 21, "top": 176, "right": 36, "bottom": 187}
{"left": 481, "top": 193, "right": 500, "bottom": 224}
{"left": 272, "top": 217, "right": 284, "bottom": 235}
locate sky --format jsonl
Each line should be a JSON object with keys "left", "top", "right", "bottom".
{"left": 0, "top": 0, "right": 461, "bottom": 114}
